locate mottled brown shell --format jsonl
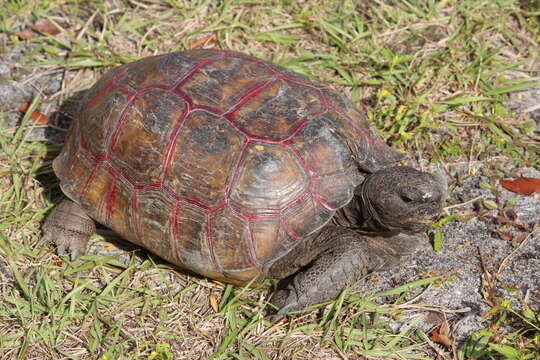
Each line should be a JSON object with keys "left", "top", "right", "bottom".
{"left": 53, "top": 49, "right": 402, "bottom": 284}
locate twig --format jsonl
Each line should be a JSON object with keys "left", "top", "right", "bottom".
{"left": 333, "top": 344, "right": 349, "bottom": 360}
{"left": 478, "top": 246, "right": 496, "bottom": 307}
{"left": 444, "top": 195, "right": 484, "bottom": 212}
{"left": 77, "top": 9, "right": 99, "bottom": 40}
{"left": 396, "top": 304, "right": 472, "bottom": 314}
{"left": 497, "top": 228, "right": 539, "bottom": 277}
{"left": 523, "top": 102, "right": 540, "bottom": 114}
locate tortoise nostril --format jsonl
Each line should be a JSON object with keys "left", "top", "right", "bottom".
{"left": 421, "top": 191, "right": 441, "bottom": 203}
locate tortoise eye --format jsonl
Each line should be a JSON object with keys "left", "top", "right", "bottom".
{"left": 400, "top": 195, "right": 413, "bottom": 203}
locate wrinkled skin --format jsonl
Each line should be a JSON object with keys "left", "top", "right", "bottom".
{"left": 346, "top": 166, "right": 446, "bottom": 235}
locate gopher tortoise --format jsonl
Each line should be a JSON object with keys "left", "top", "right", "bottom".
{"left": 42, "top": 49, "right": 445, "bottom": 318}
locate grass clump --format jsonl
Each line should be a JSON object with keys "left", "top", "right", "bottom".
{"left": 460, "top": 296, "right": 540, "bottom": 360}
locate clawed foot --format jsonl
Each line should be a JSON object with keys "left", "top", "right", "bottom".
{"left": 42, "top": 199, "right": 95, "bottom": 260}
{"left": 41, "top": 230, "right": 89, "bottom": 261}
{"left": 267, "top": 287, "right": 301, "bottom": 322}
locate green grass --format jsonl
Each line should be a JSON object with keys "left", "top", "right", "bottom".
{"left": 1, "top": 0, "right": 539, "bottom": 358}
{"left": 460, "top": 296, "right": 540, "bottom": 360}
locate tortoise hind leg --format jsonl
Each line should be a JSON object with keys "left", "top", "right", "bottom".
{"left": 42, "top": 199, "right": 96, "bottom": 260}
{"left": 268, "top": 227, "right": 422, "bottom": 321}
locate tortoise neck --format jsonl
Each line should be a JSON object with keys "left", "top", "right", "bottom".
{"left": 333, "top": 184, "right": 392, "bottom": 234}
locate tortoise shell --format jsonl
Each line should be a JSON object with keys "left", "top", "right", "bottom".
{"left": 53, "top": 49, "right": 402, "bottom": 285}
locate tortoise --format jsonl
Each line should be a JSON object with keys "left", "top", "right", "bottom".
{"left": 42, "top": 49, "right": 446, "bottom": 318}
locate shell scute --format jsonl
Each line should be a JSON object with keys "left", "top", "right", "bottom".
{"left": 58, "top": 149, "right": 98, "bottom": 205}
{"left": 163, "top": 110, "right": 244, "bottom": 208}
{"left": 105, "top": 179, "right": 133, "bottom": 245}
{"left": 52, "top": 119, "right": 79, "bottom": 177}
{"left": 81, "top": 65, "right": 128, "bottom": 109}
{"left": 180, "top": 55, "right": 274, "bottom": 110}
{"left": 323, "top": 91, "right": 404, "bottom": 171}
{"left": 117, "top": 50, "right": 220, "bottom": 90}
{"left": 233, "top": 79, "right": 324, "bottom": 140}
{"left": 289, "top": 117, "right": 361, "bottom": 210}
{"left": 136, "top": 190, "right": 176, "bottom": 260}
{"left": 109, "top": 89, "right": 186, "bottom": 184}
{"left": 210, "top": 207, "right": 255, "bottom": 271}
{"left": 79, "top": 87, "right": 132, "bottom": 155}
{"left": 173, "top": 203, "right": 216, "bottom": 273}
{"left": 79, "top": 164, "right": 110, "bottom": 216}
{"left": 251, "top": 218, "right": 296, "bottom": 265}
{"left": 282, "top": 194, "right": 334, "bottom": 238}
{"left": 316, "top": 174, "right": 357, "bottom": 210}
{"left": 290, "top": 117, "right": 354, "bottom": 175}
{"left": 229, "top": 143, "right": 308, "bottom": 213}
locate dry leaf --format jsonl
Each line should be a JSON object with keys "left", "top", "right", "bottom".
{"left": 515, "top": 232, "right": 528, "bottom": 244}
{"left": 430, "top": 322, "right": 452, "bottom": 349}
{"left": 497, "top": 231, "right": 513, "bottom": 241}
{"left": 500, "top": 177, "right": 540, "bottom": 195}
{"left": 504, "top": 209, "right": 518, "bottom": 221}
{"left": 15, "top": 30, "right": 37, "bottom": 40}
{"left": 101, "top": 241, "right": 118, "bottom": 251}
{"left": 209, "top": 295, "right": 219, "bottom": 313}
{"left": 31, "top": 18, "right": 68, "bottom": 35}
{"left": 190, "top": 35, "right": 216, "bottom": 49}
{"left": 52, "top": 259, "right": 63, "bottom": 266}
{"left": 18, "top": 102, "right": 50, "bottom": 124}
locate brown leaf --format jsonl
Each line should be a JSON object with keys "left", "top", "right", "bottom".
{"left": 496, "top": 231, "right": 513, "bottom": 241}
{"left": 430, "top": 322, "right": 452, "bottom": 349}
{"left": 500, "top": 177, "right": 540, "bottom": 195}
{"left": 190, "top": 35, "right": 216, "bottom": 49}
{"left": 504, "top": 209, "right": 518, "bottom": 221}
{"left": 492, "top": 215, "right": 513, "bottom": 225}
{"left": 15, "top": 30, "right": 37, "bottom": 40}
{"left": 18, "top": 102, "right": 50, "bottom": 124}
{"left": 31, "top": 18, "right": 68, "bottom": 35}
{"left": 52, "top": 258, "right": 63, "bottom": 266}
{"left": 515, "top": 232, "right": 528, "bottom": 244}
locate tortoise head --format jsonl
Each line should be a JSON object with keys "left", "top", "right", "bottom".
{"left": 358, "top": 166, "right": 447, "bottom": 234}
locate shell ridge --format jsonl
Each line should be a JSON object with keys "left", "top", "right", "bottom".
{"left": 172, "top": 57, "right": 215, "bottom": 91}
{"left": 246, "top": 221, "right": 259, "bottom": 267}
{"left": 205, "top": 214, "right": 220, "bottom": 269}
{"left": 169, "top": 200, "right": 181, "bottom": 264}
{"left": 160, "top": 100, "right": 191, "bottom": 182}
{"left": 105, "top": 174, "right": 117, "bottom": 224}
{"left": 105, "top": 95, "right": 136, "bottom": 159}
{"left": 83, "top": 68, "right": 129, "bottom": 110}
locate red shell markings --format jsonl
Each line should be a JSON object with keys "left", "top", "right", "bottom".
{"left": 54, "top": 49, "right": 387, "bottom": 284}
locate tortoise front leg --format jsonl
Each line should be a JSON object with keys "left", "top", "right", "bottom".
{"left": 42, "top": 199, "right": 96, "bottom": 260}
{"left": 268, "top": 226, "right": 422, "bottom": 320}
